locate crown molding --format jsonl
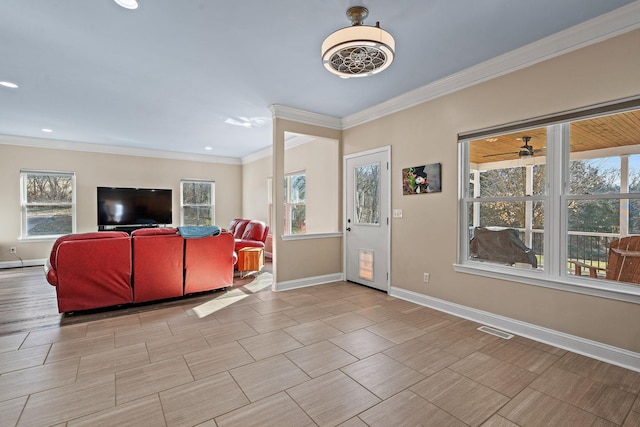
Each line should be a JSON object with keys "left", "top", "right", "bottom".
{"left": 0, "top": 134, "right": 242, "bottom": 165}
{"left": 242, "top": 145, "right": 272, "bottom": 165}
{"left": 241, "top": 133, "right": 319, "bottom": 165}
{"left": 342, "top": 1, "right": 640, "bottom": 129}
{"left": 270, "top": 104, "right": 342, "bottom": 130}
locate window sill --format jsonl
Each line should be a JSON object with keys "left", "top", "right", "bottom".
{"left": 453, "top": 262, "right": 640, "bottom": 304}
{"left": 18, "top": 236, "right": 61, "bottom": 243}
{"left": 281, "top": 232, "right": 342, "bottom": 241}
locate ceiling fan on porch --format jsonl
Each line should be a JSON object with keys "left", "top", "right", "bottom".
{"left": 483, "top": 136, "right": 544, "bottom": 159}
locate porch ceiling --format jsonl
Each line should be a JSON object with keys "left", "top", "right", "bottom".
{"left": 470, "top": 109, "right": 640, "bottom": 164}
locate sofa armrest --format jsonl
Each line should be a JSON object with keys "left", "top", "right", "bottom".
{"left": 44, "top": 259, "right": 58, "bottom": 287}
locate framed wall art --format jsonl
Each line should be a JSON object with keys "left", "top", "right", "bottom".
{"left": 402, "top": 163, "right": 441, "bottom": 195}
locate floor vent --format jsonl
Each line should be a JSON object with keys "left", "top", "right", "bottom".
{"left": 477, "top": 325, "right": 514, "bottom": 340}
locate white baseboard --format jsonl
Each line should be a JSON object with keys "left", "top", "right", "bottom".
{"left": 0, "top": 259, "right": 46, "bottom": 269}
{"left": 274, "top": 272, "right": 344, "bottom": 292}
{"left": 390, "top": 286, "right": 640, "bottom": 373}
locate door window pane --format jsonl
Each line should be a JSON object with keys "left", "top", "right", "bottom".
{"left": 354, "top": 163, "right": 380, "bottom": 225}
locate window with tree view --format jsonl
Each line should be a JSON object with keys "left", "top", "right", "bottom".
{"left": 460, "top": 105, "right": 640, "bottom": 296}
{"left": 181, "top": 180, "right": 214, "bottom": 226}
{"left": 21, "top": 170, "right": 75, "bottom": 238}
{"left": 285, "top": 173, "right": 306, "bottom": 234}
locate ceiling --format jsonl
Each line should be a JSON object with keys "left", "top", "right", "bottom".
{"left": 0, "top": 0, "right": 636, "bottom": 160}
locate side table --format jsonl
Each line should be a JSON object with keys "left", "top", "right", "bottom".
{"left": 237, "top": 247, "right": 264, "bottom": 278}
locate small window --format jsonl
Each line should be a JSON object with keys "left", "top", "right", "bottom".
{"left": 285, "top": 172, "right": 306, "bottom": 234}
{"left": 181, "top": 179, "right": 215, "bottom": 226}
{"left": 20, "top": 170, "right": 76, "bottom": 238}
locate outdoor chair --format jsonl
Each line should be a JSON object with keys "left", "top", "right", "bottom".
{"left": 570, "top": 236, "right": 640, "bottom": 284}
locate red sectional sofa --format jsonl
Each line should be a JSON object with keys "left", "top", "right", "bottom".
{"left": 45, "top": 228, "right": 237, "bottom": 313}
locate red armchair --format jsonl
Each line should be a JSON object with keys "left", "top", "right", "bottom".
{"left": 131, "top": 227, "right": 184, "bottom": 303}
{"left": 229, "top": 218, "right": 269, "bottom": 251}
{"left": 45, "top": 232, "right": 133, "bottom": 313}
{"left": 184, "top": 232, "right": 237, "bottom": 294}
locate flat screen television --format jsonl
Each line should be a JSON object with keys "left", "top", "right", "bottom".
{"left": 97, "top": 187, "right": 172, "bottom": 228}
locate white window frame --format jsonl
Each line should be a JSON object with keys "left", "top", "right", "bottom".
{"left": 180, "top": 179, "right": 215, "bottom": 226}
{"left": 20, "top": 169, "right": 76, "bottom": 240}
{"left": 456, "top": 98, "right": 640, "bottom": 304}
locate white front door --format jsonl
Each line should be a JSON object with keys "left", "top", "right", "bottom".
{"left": 344, "top": 147, "right": 390, "bottom": 292}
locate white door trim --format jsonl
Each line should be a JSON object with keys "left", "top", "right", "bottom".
{"left": 343, "top": 145, "right": 392, "bottom": 291}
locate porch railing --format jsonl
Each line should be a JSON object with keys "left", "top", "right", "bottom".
{"left": 469, "top": 227, "right": 620, "bottom": 272}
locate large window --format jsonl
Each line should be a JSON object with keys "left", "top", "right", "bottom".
{"left": 284, "top": 172, "right": 306, "bottom": 234}
{"left": 181, "top": 179, "right": 214, "bottom": 226}
{"left": 459, "top": 103, "right": 640, "bottom": 298}
{"left": 20, "top": 170, "right": 75, "bottom": 238}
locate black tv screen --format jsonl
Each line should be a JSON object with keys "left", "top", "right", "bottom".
{"left": 97, "top": 187, "right": 172, "bottom": 227}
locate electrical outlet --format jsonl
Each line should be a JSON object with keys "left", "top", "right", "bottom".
{"left": 10, "top": 247, "right": 17, "bottom": 254}
{"left": 423, "top": 272, "right": 430, "bottom": 283}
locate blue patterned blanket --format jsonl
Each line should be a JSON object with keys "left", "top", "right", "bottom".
{"left": 177, "top": 226, "right": 221, "bottom": 238}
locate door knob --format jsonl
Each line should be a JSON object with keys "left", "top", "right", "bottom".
{"left": 346, "top": 227, "right": 351, "bottom": 232}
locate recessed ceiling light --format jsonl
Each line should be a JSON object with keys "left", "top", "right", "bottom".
{"left": 204, "top": 147, "right": 213, "bottom": 151}
{"left": 41, "top": 128, "right": 53, "bottom": 133}
{"left": 0, "top": 81, "right": 18, "bottom": 88}
{"left": 114, "top": 0, "right": 138, "bottom": 10}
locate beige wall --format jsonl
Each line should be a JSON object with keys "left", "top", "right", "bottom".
{"left": 241, "top": 153, "right": 271, "bottom": 224}
{"left": 343, "top": 29, "right": 640, "bottom": 352}
{"left": 285, "top": 137, "right": 340, "bottom": 234}
{"left": 272, "top": 119, "right": 343, "bottom": 283}
{"left": 0, "top": 144, "right": 242, "bottom": 263}
{"left": 241, "top": 136, "right": 340, "bottom": 234}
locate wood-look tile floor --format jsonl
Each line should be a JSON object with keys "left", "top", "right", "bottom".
{"left": 1, "top": 267, "right": 639, "bottom": 426}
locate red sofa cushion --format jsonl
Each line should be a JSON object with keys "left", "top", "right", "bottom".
{"left": 230, "top": 219, "right": 251, "bottom": 239}
{"left": 46, "top": 232, "right": 132, "bottom": 313}
{"left": 241, "top": 221, "right": 268, "bottom": 242}
{"left": 49, "top": 231, "right": 128, "bottom": 270}
{"left": 131, "top": 227, "right": 178, "bottom": 237}
{"left": 184, "top": 232, "right": 236, "bottom": 294}
{"left": 131, "top": 227, "right": 183, "bottom": 303}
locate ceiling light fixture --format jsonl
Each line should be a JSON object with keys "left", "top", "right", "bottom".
{"left": 41, "top": 128, "right": 53, "bottom": 133}
{"left": 114, "top": 0, "right": 138, "bottom": 10}
{"left": 321, "top": 6, "right": 395, "bottom": 78}
{"left": 224, "top": 117, "right": 268, "bottom": 128}
{"left": 0, "top": 81, "right": 18, "bottom": 88}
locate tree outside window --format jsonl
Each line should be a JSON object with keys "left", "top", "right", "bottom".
{"left": 285, "top": 173, "right": 306, "bottom": 234}
{"left": 181, "top": 180, "right": 214, "bottom": 226}
{"left": 461, "top": 106, "right": 640, "bottom": 292}
{"left": 20, "top": 170, "right": 75, "bottom": 238}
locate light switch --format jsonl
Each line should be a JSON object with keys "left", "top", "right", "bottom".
{"left": 393, "top": 209, "right": 403, "bottom": 219}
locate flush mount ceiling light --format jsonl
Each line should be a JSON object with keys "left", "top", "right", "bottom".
{"left": 224, "top": 117, "right": 268, "bottom": 128}
{"left": 114, "top": 0, "right": 138, "bottom": 10}
{"left": 0, "top": 81, "right": 18, "bottom": 88}
{"left": 321, "top": 6, "right": 395, "bottom": 78}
